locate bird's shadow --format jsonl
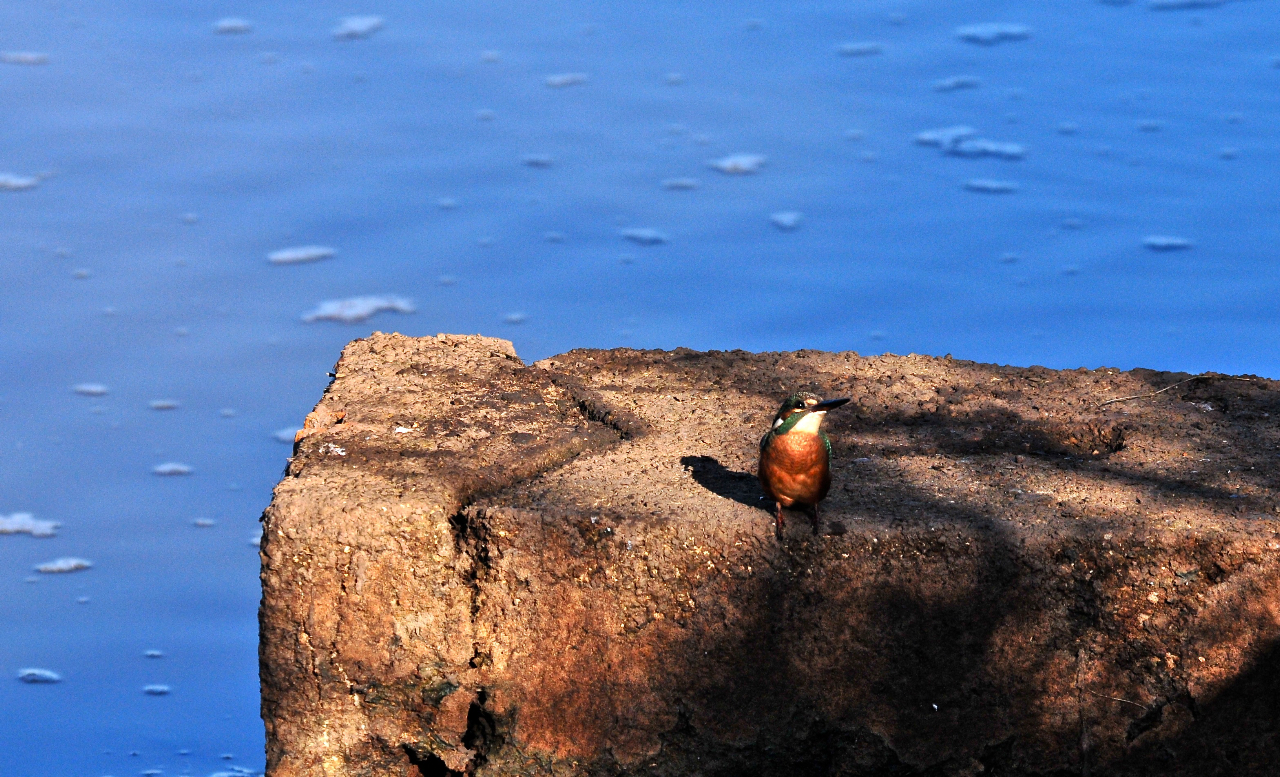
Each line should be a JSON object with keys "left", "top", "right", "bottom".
{"left": 680, "top": 455, "right": 769, "bottom": 510}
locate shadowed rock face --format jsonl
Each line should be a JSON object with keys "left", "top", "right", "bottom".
{"left": 260, "top": 333, "right": 1280, "bottom": 777}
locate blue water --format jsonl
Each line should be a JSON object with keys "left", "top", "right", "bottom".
{"left": 2, "top": 1, "right": 1277, "bottom": 773}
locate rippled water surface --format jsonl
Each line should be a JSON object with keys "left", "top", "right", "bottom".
{"left": 3, "top": 1, "right": 1278, "bottom": 774}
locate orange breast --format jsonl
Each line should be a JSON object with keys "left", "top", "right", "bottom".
{"left": 758, "top": 431, "right": 831, "bottom": 507}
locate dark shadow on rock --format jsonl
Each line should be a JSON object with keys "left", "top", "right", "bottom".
{"left": 680, "top": 455, "right": 769, "bottom": 511}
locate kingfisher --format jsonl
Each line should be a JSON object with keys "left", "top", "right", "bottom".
{"left": 758, "top": 392, "right": 850, "bottom": 538}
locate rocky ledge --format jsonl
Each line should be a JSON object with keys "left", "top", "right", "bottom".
{"left": 259, "top": 333, "right": 1280, "bottom": 777}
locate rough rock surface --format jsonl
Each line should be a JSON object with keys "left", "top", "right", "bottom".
{"left": 260, "top": 333, "right": 1280, "bottom": 777}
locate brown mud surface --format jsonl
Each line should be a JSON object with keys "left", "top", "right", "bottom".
{"left": 259, "top": 333, "right": 1280, "bottom": 777}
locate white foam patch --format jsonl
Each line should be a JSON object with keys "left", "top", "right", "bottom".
{"left": 268, "top": 245, "right": 335, "bottom": 265}
{"left": 0, "top": 513, "right": 59, "bottom": 537}
{"left": 838, "top": 42, "right": 883, "bottom": 56}
{"left": 955, "top": 23, "right": 1032, "bottom": 45}
{"left": 302, "top": 296, "right": 415, "bottom": 323}
{"left": 144, "top": 649, "right": 164, "bottom": 658}
{"left": 273, "top": 427, "right": 301, "bottom": 443}
{"left": 143, "top": 684, "right": 171, "bottom": 695}
{"left": 17, "top": 668, "right": 61, "bottom": 683}
{"left": 73, "top": 383, "right": 109, "bottom": 396}
{"left": 545, "top": 72, "right": 587, "bottom": 87}
{"left": 620, "top": 228, "right": 668, "bottom": 245}
{"left": 149, "top": 399, "right": 180, "bottom": 410}
{"left": 0, "top": 173, "right": 40, "bottom": 190}
{"left": 333, "top": 16, "right": 383, "bottom": 40}
{"left": 503, "top": 312, "right": 528, "bottom": 324}
{"left": 1143, "top": 235, "right": 1193, "bottom": 250}
{"left": 964, "top": 179, "right": 1019, "bottom": 194}
{"left": 662, "top": 178, "right": 700, "bottom": 190}
{"left": 35, "top": 557, "right": 92, "bottom": 573}
{"left": 1, "top": 51, "right": 48, "bottom": 65}
{"left": 709, "top": 154, "right": 766, "bottom": 174}
{"left": 153, "top": 462, "right": 193, "bottom": 476}
{"left": 214, "top": 18, "right": 252, "bottom": 34}
{"left": 521, "top": 154, "right": 553, "bottom": 167}
{"left": 933, "top": 75, "right": 982, "bottom": 92}
{"left": 770, "top": 211, "right": 803, "bottom": 230}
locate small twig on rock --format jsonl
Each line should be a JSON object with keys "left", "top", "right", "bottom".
{"left": 1096, "top": 375, "right": 1254, "bottom": 408}
{"left": 1083, "top": 689, "right": 1148, "bottom": 710}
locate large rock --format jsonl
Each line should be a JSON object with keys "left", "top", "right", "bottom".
{"left": 259, "top": 333, "right": 1280, "bottom": 776}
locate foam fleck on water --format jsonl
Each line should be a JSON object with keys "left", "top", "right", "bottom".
{"left": 219, "top": 408, "right": 237, "bottom": 418}
{"left": 149, "top": 399, "right": 180, "bottom": 410}
{"left": 955, "top": 23, "right": 1031, "bottom": 45}
{"left": 503, "top": 312, "right": 528, "bottom": 324}
{"left": 332, "top": 16, "right": 383, "bottom": 40}
{"left": 1000, "top": 252, "right": 1021, "bottom": 264}
{"left": 1, "top": 51, "right": 48, "bottom": 65}
{"left": 213, "top": 18, "right": 252, "bottom": 34}
{"left": 193, "top": 518, "right": 216, "bottom": 527}
{"left": 152, "top": 462, "right": 193, "bottom": 476}
{"left": 250, "top": 529, "right": 263, "bottom": 548}
{"left": 1218, "top": 147, "right": 1239, "bottom": 159}
{"left": 915, "top": 126, "right": 976, "bottom": 148}
{"left": 267, "top": 246, "right": 335, "bottom": 265}
{"left": 521, "top": 154, "right": 553, "bottom": 168}
{"left": 544, "top": 231, "right": 566, "bottom": 243}
{"left": 709, "top": 154, "right": 766, "bottom": 174}
{"left": 620, "top": 228, "right": 668, "bottom": 245}
{"left": 438, "top": 275, "right": 458, "bottom": 286}
{"left": 144, "top": 649, "right": 164, "bottom": 658}
{"left": 1058, "top": 122, "right": 1080, "bottom": 135}
{"left": 949, "top": 139, "right": 1026, "bottom": 160}
{"left": 545, "top": 72, "right": 588, "bottom": 87}
{"left": 1143, "top": 235, "right": 1193, "bottom": 250}
{"left": 933, "top": 76, "right": 981, "bottom": 92}
{"left": 272, "top": 427, "right": 301, "bottom": 443}
{"left": 964, "top": 179, "right": 1019, "bottom": 193}
{"left": 35, "top": 557, "right": 93, "bottom": 573}
{"left": 838, "top": 42, "right": 883, "bottom": 56}
{"left": 436, "top": 197, "right": 458, "bottom": 210}
{"left": 481, "top": 50, "right": 501, "bottom": 62}
{"left": 0, "top": 513, "right": 60, "bottom": 537}
{"left": 662, "top": 178, "right": 700, "bottom": 190}
{"left": 475, "top": 108, "right": 496, "bottom": 121}
{"left": 73, "top": 383, "right": 109, "bottom": 396}
{"left": 0, "top": 173, "right": 40, "bottom": 191}
{"left": 142, "top": 684, "right": 171, "bottom": 695}
{"left": 301, "top": 296, "right": 415, "bottom": 323}
{"left": 1149, "top": 0, "right": 1227, "bottom": 9}
{"left": 770, "top": 211, "right": 803, "bottom": 230}
{"left": 665, "top": 72, "right": 685, "bottom": 85}
{"left": 17, "top": 668, "right": 61, "bottom": 683}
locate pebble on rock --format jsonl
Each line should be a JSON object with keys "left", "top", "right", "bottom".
{"left": 302, "top": 296, "right": 415, "bottom": 323}
{"left": 0, "top": 513, "right": 60, "bottom": 537}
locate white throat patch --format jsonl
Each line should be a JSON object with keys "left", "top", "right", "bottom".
{"left": 791, "top": 410, "right": 826, "bottom": 434}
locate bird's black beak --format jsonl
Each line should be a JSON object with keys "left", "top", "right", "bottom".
{"left": 812, "top": 397, "right": 851, "bottom": 411}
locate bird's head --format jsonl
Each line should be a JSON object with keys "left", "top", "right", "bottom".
{"left": 770, "top": 392, "right": 851, "bottom": 434}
